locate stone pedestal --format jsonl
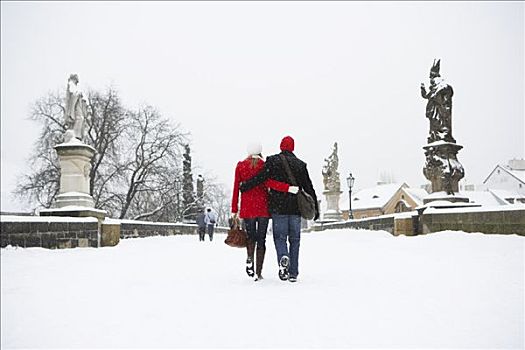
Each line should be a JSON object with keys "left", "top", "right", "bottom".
{"left": 323, "top": 190, "right": 343, "bottom": 221}
{"left": 101, "top": 220, "right": 120, "bottom": 247}
{"left": 40, "top": 141, "right": 106, "bottom": 219}
{"left": 423, "top": 141, "right": 466, "bottom": 203}
{"left": 423, "top": 192, "right": 470, "bottom": 205}
{"left": 54, "top": 141, "right": 96, "bottom": 207}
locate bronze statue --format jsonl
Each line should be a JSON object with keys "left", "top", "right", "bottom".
{"left": 420, "top": 59, "right": 455, "bottom": 144}
{"left": 421, "top": 59, "right": 465, "bottom": 196}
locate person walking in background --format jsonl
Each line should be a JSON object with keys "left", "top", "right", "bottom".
{"left": 204, "top": 208, "right": 218, "bottom": 241}
{"left": 231, "top": 142, "right": 297, "bottom": 281}
{"left": 196, "top": 210, "right": 206, "bottom": 241}
{"left": 240, "top": 136, "right": 319, "bottom": 283}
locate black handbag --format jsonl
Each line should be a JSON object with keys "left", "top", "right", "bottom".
{"left": 279, "top": 154, "right": 316, "bottom": 220}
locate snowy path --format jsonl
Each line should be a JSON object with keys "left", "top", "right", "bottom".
{"left": 1, "top": 229, "right": 523, "bottom": 349}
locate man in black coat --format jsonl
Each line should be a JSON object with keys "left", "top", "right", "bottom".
{"left": 240, "top": 136, "right": 319, "bottom": 282}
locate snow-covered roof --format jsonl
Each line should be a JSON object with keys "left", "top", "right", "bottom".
{"left": 508, "top": 168, "right": 525, "bottom": 183}
{"left": 484, "top": 164, "right": 525, "bottom": 185}
{"left": 461, "top": 191, "right": 508, "bottom": 207}
{"left": 402, "top": 187, "right": 428, "bottom": 206}
{"left": 489, "top": 189, "right": 525, "bottom": 203}
{"left": 422, "top": 190, "right": 512, "bottom": 207}
{"left": 338, "top": 185, "right": 511, "bottom": 211}
{"left": 350, "top": 183, "right": 405, "bottom": 210}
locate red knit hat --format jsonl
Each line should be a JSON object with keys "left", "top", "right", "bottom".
{"left": 280, "top": 136, "right": 295, "bottom": 152}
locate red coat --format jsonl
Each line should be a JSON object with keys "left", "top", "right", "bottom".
{"left": 231, "top": 157, "right": 289, "bottom": 218}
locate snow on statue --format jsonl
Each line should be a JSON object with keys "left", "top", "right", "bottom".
{"left": 421, "top": 59, "right": 465, "bottom": 196}
{"left": 64, "top": 74, "right": 90, "bottom": 143}
{"left": 322, "top": 142, "right": 341, "bottom": 192}
{"left": 420, "top": 59, "right": 455, "bottom": 144}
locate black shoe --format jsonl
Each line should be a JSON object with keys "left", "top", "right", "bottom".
{"left": 278, "top": 255, "right": 289, "bottom": 281}
{"left": 246, "top": 258, "right": 254, "bottom": 277}
{"left": 288, "top": 276, "right": 297, "bottom": 283}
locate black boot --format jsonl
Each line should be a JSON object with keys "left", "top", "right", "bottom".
{"left": 254, "top": 247, "right": 266, "bottom": 281}
{"left": 246, "top": 240, "right": 255, "bottom": 277}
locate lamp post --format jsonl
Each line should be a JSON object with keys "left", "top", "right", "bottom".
{"left": 346, "top": 172, "right": 355, "bottom": 220}
{"left": 174, "top": 179, "right": 181, "bottom": 222}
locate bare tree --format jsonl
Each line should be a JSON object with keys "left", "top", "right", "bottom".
{"left": 131, "top": 166, "right": 181, "bottom": 222}
{"left": 85, "top": 88, "right": 128, "bottom": 207}
{"left": 15, "top": 84, "right": 228, "bottom": 224}
{"left": 116, "top": 106, "right": 187, "bottom": 219}
{"left": 15, "top": 91, "right": 64, "bottom": 208}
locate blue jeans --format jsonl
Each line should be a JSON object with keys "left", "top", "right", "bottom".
{"left": 243, "top": 217, "right": 269, "bottom": 249}
{"left": 272, "top": 214, "right": 301, "bottom": 277}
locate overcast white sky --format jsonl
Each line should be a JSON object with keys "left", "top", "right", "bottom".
{"left": 1, "top": 1, "right": 524, "bottom": 212}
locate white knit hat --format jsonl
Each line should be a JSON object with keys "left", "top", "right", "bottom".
{"left": 246, "top": 142, "right": 262, "bottom": 156}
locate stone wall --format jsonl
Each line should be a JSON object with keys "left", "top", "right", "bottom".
{"left": 311, "top": 215, "right": 396, "bottom": 233}
{"left": 1, "top": 215, "right": 230, "bottom": 249}
{"left": 352, "top": 208, "right": 384, "bottom": 220}
{"left": 4, "top": 208, "right": 521, "bottom": 249}
{"left": 310, "top": 207, "right": 525, "bottom": 236}
{"left": 120, "top": 221, "right": 229, "bottom": 239}
{"left": 0, "top": 216, "right": 100, "bottom": 249}
{"left": 419, "top": 207, "right": 525, "bottom": 235}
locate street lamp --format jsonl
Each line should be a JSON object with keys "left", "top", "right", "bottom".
{"left": 346, "top": 172, "right": 355, "bottom": 220}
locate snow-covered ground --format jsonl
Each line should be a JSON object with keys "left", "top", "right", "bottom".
{"left": 1, "top": 229, "right": 523, "bottom": 349}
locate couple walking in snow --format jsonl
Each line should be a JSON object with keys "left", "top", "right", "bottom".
{"left": 197, "top": 208, "right": 218, "bottom": 242}
{"left": 231, "top": 136, "right": 319, "bottom": 282}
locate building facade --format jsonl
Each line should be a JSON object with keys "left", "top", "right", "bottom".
{"left": 483, "top": 159, "right": 525, "bottom": 203}
{"left": 341, "top": 183, "right": 428, "bottom": 220}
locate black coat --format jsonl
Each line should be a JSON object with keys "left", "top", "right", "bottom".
{"left": 240, "top": 151, "right": 319, "bottom": 218}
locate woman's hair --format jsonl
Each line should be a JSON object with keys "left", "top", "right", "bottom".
{"left": 250, "top": 154, "right": 262, "bottom": 168}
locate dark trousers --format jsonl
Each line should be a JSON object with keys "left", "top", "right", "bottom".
{"left": 243, "top": 217, "right": 269, "bottom": 249}
{"left": 198, "top": 227, "right": 206, "bottom": 241}
{"left": 207, "top": 224, "right": 214, "bottom": 241}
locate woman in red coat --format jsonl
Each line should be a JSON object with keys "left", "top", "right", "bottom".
{"left": 231, "top": 142, "right": 296, "bottom": 281}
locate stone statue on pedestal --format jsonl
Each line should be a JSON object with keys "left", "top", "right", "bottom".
{"left": 39, "top": 74, "right": 104, "bottom": 218}
{"left": 420, "top": 59, "right": 455, "bottom": 144}
{"left": 322, "top": 142, "right": 342, "bottom": 221}
{"left": 322, "top": 142, "right": 341, "bottom": 192}
{"left": 421, "top": 60, "right": 466, "bottom": 201}
{"left": 64, "top": 74, "right": 90, "bottom": 143}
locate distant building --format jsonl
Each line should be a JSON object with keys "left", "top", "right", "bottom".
{"left": 462, "top": 190, "right": 518, "bottom": 206}
{"left": 482, "top": 159, "right": 525, "bottom": 204}
{"left": 341, "top": 183, "right": 428, "bottom": 220}
{"left": 458, "top": 178, "right": 477, "bottom": 191}
{"left": 340, "top": 179, "right": 522, "bottom": 221}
